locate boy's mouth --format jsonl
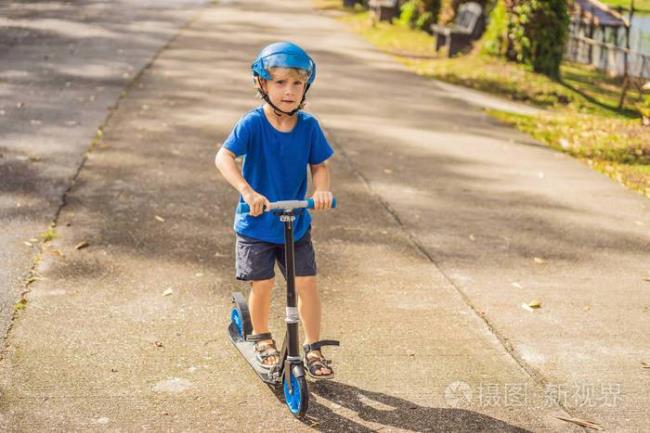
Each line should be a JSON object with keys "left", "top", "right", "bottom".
{"left": 281, "top": 99, "right": 295, "bottom": 103}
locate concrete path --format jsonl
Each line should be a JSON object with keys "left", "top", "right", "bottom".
{"left": 0, "top": 0, "right": 648, "bottom": 432}
{"left": 0, "top": 0, "right": 204, "bottom": 343}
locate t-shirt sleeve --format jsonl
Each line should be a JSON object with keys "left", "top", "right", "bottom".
{"left": 309, "top": 120, "right": 334, "bottom": 165}
{"left": 222, "top": 115, "right": 251, "bottom": 157}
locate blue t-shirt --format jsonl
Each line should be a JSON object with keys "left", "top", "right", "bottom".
{"left": 222, "top": 106, "right": 334, "bottom": 244}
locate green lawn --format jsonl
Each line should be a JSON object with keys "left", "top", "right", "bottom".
{"left": 600, "top": 0, "right": 650, "bottom": 13}
{"left": 327, "top": 7, "right": 650, "bottom": 197}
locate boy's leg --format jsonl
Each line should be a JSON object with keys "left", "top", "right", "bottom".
{"left": 235, "top": 232, "right": 280, "bottom": 366}
{"left": 296, "top": 276, "right": 332, "bottom": 377}
{"left": 249, "top": 278, "right": 279, "bottom": 365}
{"left": 248, "top": 278, "right": 275, "bottom": 335}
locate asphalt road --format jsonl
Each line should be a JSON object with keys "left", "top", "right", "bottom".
{"left": 0, "top": 0, "right": 205, "bottom": 348}
{"left": 0, "top": 0, "right": 648, "bottom": 432}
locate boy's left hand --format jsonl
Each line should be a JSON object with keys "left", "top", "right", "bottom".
{"left": 311, "top": 190, "right": 333, "bottom": 210}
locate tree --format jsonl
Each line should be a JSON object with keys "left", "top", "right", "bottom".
{"left": 398, "top": 0, "right": 443, "bottom": 30}
{"left": 481, "top": 0, "right": 569, "bottom": 79}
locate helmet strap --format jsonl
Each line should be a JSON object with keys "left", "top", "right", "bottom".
{"left": 256, "top": 76, "right": 310, "bottom": 117}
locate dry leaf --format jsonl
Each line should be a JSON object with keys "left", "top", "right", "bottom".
{"left": 641, "top": 361, "right": 650, "bottom": 370}
{"left": 643, "top": 278, "right": 650, "bottom": 282}
{"left": 155, "top": 215, "right": 165, "bottom": 222}
{"left": 383, "top": 168, "right": 393, "bottom": 174}
{"left": 29, "top": 238, "right": 38, "bottom": 243}
{"left": 469, "top": 234, "right": 476, "bottom": 241}
{"left": 154, "top": 341, "right": 164, "bottom": 348}
{"left": 533, "top": 257, "right": 546, "bottom": 264}
{"left": 512, "top": 282, "right": 523, "bottom": 289}
{"left": 75, "top": 241, "right": 89, "bottom": 250}
{"left": 521, "top": 303, "right": 534, "bottom": 312}
{"left": 555, "top": 416, "right": 603, "bottom": 430}
{"left": 163, "top": 288, "right": 173, "bottom": 296}
{"left": 24, "top": 241, "right": 33, "bottom": 247}
{"left": 528, "top": 299, "right": 542, "bottom": 309}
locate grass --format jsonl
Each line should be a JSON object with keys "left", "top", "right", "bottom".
{"left": 600, "top": 0, "right": 650, "bottom": 13}
{"left": 324, "top": 6, "right": 650, "bottom": 197}
{"left": 40, "top": 226, "right": 57, "bottom": 243}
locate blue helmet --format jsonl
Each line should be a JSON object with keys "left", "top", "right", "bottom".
{"left": 251, "top": 41, "right": 316, "bottom": 85}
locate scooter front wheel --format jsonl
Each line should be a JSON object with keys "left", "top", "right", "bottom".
{"left": 283, "top": 367, "right": 309, "bottom": 418}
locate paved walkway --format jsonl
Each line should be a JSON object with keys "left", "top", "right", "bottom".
{"left": 0, "top": 0, "right": 204, "bottom": 341}
{"left": 1, "top": 1, "right": 648, "bottom": 432}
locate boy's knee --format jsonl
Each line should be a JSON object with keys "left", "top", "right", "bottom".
{"left": 251, "top": 278, "right": 275, "bottom": 291}
{"left": 296, "top": 276, "right": 317, "bottom": 293}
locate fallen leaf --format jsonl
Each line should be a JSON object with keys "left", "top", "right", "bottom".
{"left": 643, "top": 278, "right": 650, "bottom": 282}
{"left": 533, "top": 257, "right": 546, "bottom": 264}
{"left": 155, "top": 215, "right": 165, "bottom": 222}
{"left": 75, "top": 241, "right": 89, "bottom": 250}
{"left": 521, "top": 303, "right": 534, "bottom": 312}
{"left": 512, "top": 282, "right": 523, "bottom": 289}
{"left": 555, "top": 416, "right": 603, "bottom": 430}
{"left": 154, "top": 341, "right": 164, "bottom": 348}
{"left": 469, "top": 234, "right": 476, "bottom": 241}
{"left": 383, "top": 168, "right": 393, "bottom": 174}
{"left": 162, "top": 288, "right": 173, "bottom": 296}
{"left": 584, "top": 305, "right": 591, "bottom": 311}
{"left": 24, "top": 241, "right": 33, "bottom": 247}
{"left": 641, "top": 361, "right": 650, "bottom": 370}
{"left": 29, "top": 238, "right": 38, "bottom": 243}
{"left": 528, "top": 299, "right": 542, "bottom": 309}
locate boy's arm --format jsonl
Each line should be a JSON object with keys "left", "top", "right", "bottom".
{"left": 309, "top": 161, "right": 333, "bottom": 210}
{"left": 215, "top": 147, "right": 270, "bottom": 216}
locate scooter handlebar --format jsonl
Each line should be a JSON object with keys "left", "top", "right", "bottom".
{"left": 236, "top": 197, "right": 337, "bottom": 214}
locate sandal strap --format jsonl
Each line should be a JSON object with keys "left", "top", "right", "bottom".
{"left": 257, "top": 346, "right": 279, "bottom": 360}
{"left": 305, "top": 355, "right": 331, "bottom": 367}
{"left": 247, "top": 332, "right": 273, "bottom": 342}
{"left": 303, "top": 339, "right": 340, "bottom": 353}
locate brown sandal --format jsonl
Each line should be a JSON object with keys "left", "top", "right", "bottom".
{"left": 303, "top": 340, "right": 340, "bottom": 379}
{"left": 247, "top": 333, "right": 280, "bottom": 369}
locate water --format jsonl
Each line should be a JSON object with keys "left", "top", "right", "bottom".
{"left": 630, "top": 13, "right": 650, "bottom": 54}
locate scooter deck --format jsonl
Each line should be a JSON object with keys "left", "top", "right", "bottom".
{"left": 228, "top": 323, "right": 281, "bottom": 385}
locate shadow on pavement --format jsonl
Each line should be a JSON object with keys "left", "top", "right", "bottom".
{"left": 300, "top": 381, "right": 533, "bottom": 433}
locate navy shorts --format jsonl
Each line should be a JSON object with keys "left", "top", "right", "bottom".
{"left": 235, "top": 228, "right": 317, "bottom": 281}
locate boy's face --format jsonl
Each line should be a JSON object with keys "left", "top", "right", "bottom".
{"left": 261, "top": 68, "right": 306, "bottom": 113}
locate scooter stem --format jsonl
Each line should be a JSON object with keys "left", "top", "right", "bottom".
{"left": 281, "top": 211, "right": 300, "bottom": 360}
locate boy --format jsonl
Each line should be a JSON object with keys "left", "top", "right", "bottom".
{"left": 215, "top": 42, "right": 336, "bottom": 378}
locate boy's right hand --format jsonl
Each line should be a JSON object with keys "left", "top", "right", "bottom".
{"left": 241, "top": 187, "right": 271, "bottom": 217}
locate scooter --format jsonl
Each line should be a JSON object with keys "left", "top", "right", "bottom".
{"left": 227, "top": 198, "right": 339, "bottom": 418}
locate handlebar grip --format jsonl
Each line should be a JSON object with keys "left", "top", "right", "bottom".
{"left": 236, "top": 197, "right": 337, "bottom": 214}
{"left": 306, "top": 198, "right": 337, "bottom": 209}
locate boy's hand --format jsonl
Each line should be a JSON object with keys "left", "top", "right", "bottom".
{"left": 242, "top": 187, "right": 271, "bottom": 217}
{"left": 311, "top": 190, "right": 333, "bottom": 210}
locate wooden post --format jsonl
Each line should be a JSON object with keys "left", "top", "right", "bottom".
{"left": 618, "top": 0, "right": 635, "bottom": 111}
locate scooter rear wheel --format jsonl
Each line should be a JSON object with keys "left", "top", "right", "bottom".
{"left": 283, "top": 368, "right": 309, "bottom": 418}
{"left": 230, "top": 292, "right": 252, "bottom": 340}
